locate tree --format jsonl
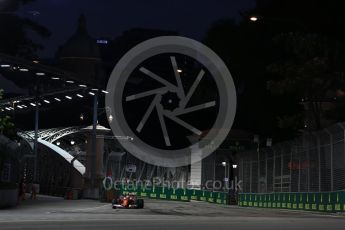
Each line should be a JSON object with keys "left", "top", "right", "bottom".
{"left": 245, "top": 0, "right": 345, "bottom": 135}
{"left": 267, "top": 32, "right": 345, "bottom": 131}
{"left": 203, "top": 0, "right": 345, "bottom": 140}
{"left": 0, "top": 90, "right": 15, "bottom": 137}
{"left": 0, "top": 0, "right": 50, "bottom": 58}
{"left": 204, "top": 19, "right": 278, "bottom": 138}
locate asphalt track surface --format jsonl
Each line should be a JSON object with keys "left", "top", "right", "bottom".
{"left": 1, "top": 195, "right": 345, "bottom": 230}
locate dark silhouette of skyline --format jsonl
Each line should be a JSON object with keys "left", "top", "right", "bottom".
{"left": 16, "top": 0, "right": 256, "bottom": 58}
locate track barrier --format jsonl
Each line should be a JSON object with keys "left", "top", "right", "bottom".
{"left": 238, "top": 191, "right": 345, "bottom": 212}
{"left": 119, "top": 184, "right": 229, "bottom": 205}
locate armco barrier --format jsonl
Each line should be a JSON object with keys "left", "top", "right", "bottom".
{"left": 119, "top": 185, "right": 228, "bottom": 205}
{"left": 238, "top": 191, "right": 345, "bottom": 213}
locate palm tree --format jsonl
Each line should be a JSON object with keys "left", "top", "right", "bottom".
{"left": 0, "top": 116, "right": 15, "bottom": 136}
{"left": 0, "top": 90, "right": 15, "bottom": 136}
{"left": 0, "top": 91, "right": 20, "bottom": 200}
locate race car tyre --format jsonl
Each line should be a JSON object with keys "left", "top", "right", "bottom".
{"left": 136, "top": 199, "right": 144, "bottom": 209}
{"left": 112, "top": 199, "right": 119, "bottom": 205}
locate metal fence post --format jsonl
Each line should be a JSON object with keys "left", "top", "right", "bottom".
{"left": 265, "top": 150, "right": 268, "bottom": 193}
{"left": 241, "top": 159, "right": 244, "bottom": 191}
{"left": 325, "top": 129, "right": 334, "bottom": 191}
{"left": 250, "top": 160, "right": 252, "bottom": 193}
{"left": 315, "top": 134, "right": 321, "bottom": 192}
{"left": 273, "top": 148, "right": 276, "bottom": 193}
{"left": 331, "top": 132, "right": 334, "bottom": 192}
{"left": 281, "top": 150, "right": 283, "bottom": 192}
{"left": 337, "top": 123, "right": 345, "bottom": 192}
{"left": 298, "top": 149, "right": 301, "bottom": 192}
{"left": 257, "top": 149, "right": 260, "bottom": 193}
{"left": 290, "top": 144, "right": 293, "bottom": 192}
{"left": 307, "top": 135, "right": 310, "bottom": 192}
{"left": 330, "top": 134, "right": 334, "bottom": 191}
{"left": 213, "top": 155, "right": 216, "bottom": 191}
{"left": 33, "top": 100, "right": 39, "bottom": 183}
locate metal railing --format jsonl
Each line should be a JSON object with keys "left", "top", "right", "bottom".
{"left": 239, "top": 122, "right": 345, "bottom": 193}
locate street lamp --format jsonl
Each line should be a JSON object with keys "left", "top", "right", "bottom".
{"left": 254, "top": 135, "right": 272, "bottom": 193}
{"left": 249, "top": 16, "right": 259, "bottom": 22}
{"left": 108, "top": 114, "right": 113, "bottom": 123}
{"left": 232, "top": 164, "right": 238, "bottom": 169}
{"left": 248, "top": 14, "right": 306, "bottom": 30}
{"left": 221, "top": 161, "right": 228, "bottom": 191}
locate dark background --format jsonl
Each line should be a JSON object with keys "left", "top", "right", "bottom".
{"left": 16, "top": 0, "right": 256, "bottom": 58}
{"left": 2, "top": 0, "right": 345, "bottom": 145}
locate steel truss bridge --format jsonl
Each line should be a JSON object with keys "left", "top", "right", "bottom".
{"left": 17, "top": 126, "right": 189, "bottom": 190}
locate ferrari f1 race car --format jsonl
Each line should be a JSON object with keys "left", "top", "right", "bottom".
{"left": 112, "top": 194, "right": 144, "bottom": 209}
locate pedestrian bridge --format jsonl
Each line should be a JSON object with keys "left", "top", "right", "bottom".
{"left": 18, "top": 126, "right": 86, "bottom": 175}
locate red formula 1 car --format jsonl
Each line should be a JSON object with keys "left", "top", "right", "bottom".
{"left": 112, "top": 194, "right": 144, "bottom": 209}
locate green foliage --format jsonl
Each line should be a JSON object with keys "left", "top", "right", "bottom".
{"left": 0, "top": 136, "right": 19, "bottom": 189}
{"left": 0, "top": 144, "right": 8, "bottom": 178}
{"left": 0, "top": 116, "right": 15, "bottom": 136}
{"left": 0, "top": 89, "right": 15, "bottom": 138}
{"left": 0, "top": 135, "right": 10, "bottom": 182}
{"left": 277, "top": 114, "right": 304, "bottom": 134}
{"left": 267, "top": 32, "right": 345, "bottom": 130}
{"left": 204, "top": 19, "right": 274, "bottom": 136}
{"left": 268, "top": 32, "right": 345, "bottom": 97}
{"left": 204, "top": 18, "right": 345, "bottom": 138}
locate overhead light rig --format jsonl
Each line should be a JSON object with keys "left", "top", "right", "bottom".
{"left": 0, "top": 53, "right": 109, "bottom": 114}
{"left": 0, "top": 87, "right": 109, "bottom": 114}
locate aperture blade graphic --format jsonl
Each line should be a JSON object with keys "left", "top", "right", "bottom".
{"left": 157, "top": 105, "right": 171, "bottom": 146}
{"left": 136, "top": 95, "right": 160, "bottom": 133}
{"left": 173, "top": 101, "right": 216, "bottom": 116}
{"left": 164, "top": 112, "right": 202, "bottom": 136}
{"left": 179, "top": 69, "right": 205, "bottom": 109}
{"left": 170, "top": 56, "right": 185, "bottom": 98}
{"left": 140, "top": 67, "right": 177, "bottom": 90}
{"left": 126, "top": 87, "right": 167, "bottom": 102}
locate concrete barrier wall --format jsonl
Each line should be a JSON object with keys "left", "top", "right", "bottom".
{"left": 0, "top": 189, "right": 18, "bottom": 208}
{"left": 120, "top": 185, "right": 228, "bottom": 205}
{"left": 238, "top": 191, "right": 345, "bottom": 212}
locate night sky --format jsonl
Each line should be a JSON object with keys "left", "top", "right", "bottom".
{"left": 17, "top": 0, "right": 256, "bottom": 58}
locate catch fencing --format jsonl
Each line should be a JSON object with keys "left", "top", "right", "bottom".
{"left": 239, "top": 122, "right": 345, "bottom": 194}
